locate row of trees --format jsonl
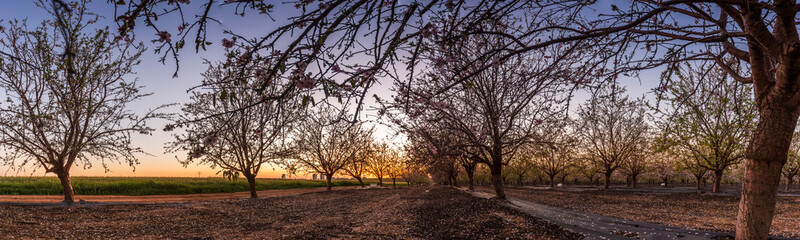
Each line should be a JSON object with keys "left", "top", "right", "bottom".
{"left": 0, "top": 0, "right": 420, "bottom": 200}
{"left": 3, "top": 0, "right": 799, "bottom": 238}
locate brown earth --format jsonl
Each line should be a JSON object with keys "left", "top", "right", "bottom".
{"left": 479, "top": 186, "right": 800, "bottom": 239}
{"left": 0, "top": 186, "right": 582, "bottom": 239}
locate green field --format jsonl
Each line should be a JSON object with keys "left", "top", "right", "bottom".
{"left": 0, "top": 177, "right": 404, "bottom": 196}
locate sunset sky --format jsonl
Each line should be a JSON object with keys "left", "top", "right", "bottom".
{"left": 0, "top": 0, "right": 658, "bottom": 178}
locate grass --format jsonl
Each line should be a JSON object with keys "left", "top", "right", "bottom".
{"left": 0, "top": 177, "right": 405, "bottom": 196}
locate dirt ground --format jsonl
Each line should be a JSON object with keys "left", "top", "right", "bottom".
{"left": 0, "top": 186, "right": 581, "bottom": 240}
{"left": 0, "top": 186, "right": 343, "bottom": 204}
{"left": 481, "top": 186, "right": 800, "bottom": 239}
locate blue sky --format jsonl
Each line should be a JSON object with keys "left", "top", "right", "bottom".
{"left": 0, "top": 0, "right": 660, "bottom": 178}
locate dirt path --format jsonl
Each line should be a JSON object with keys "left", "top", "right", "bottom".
{"left": 0, "top": 186, "right": 360, "bottom": 204}
{"left": 468, "top": 189, "right": 734, "bottom": 240}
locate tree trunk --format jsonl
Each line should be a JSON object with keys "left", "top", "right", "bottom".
{"left": 326, "top": 174, "right": 334, "bottom": 191}
{"left": 467, "top": 169, "right": 475, "bottom": 191}
{"left": 392, "top": 177, "right": 396, "bottom": 187}
{"left": 489, "top": 164, "right": 505, "bottom": 199}
{"left": 57, "top": 172, "right": 75, "bottom": 203}
{"left": 356, "top": 176, "right": 364, "bottom": 188}
{"left": 603, "top": 171, "right": 612, "bottom": 190}
{"left": 378, "top": 176, "right": 383, "bottom": 187}
{"left": 786, "top": 176, "right": 792, "bottom": 192}
{"left": 245, "top": 174, "right": 258, "bottom": 198}
{"left": 713, "top": 170, "right": 723, "bottom": 193}
{"left": 549, "top": 175, "right": 556, "bottom": 188}
{"left": 663, "top": 178, "right": 669, "bottom": 188}
{"left": 695, "top": 175, "right": 703, "bottom": 190}
{"left": 735, "top": 105, "right": 796, "bottom": 240}
{"left": 631, "top": 175, "right": 638, "bottom": 188}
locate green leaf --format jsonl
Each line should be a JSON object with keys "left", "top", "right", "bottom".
{"left": 302, "top": 95, "right": 314, "bottom": 107}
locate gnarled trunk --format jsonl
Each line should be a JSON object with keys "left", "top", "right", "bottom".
{"left": 245, "top": 174, "right": 258, "bottom": 198}
{"left": 57, "top": 172, "right": 74, "bottom": 203}
{"left": 736, "top": 104, "right": 796, "bottom": 240}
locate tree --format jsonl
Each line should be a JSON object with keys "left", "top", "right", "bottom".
{"left": 533, "top": 124, "right": 577, "bottom": 188}
{"left": 658, "top": 63, "right": 756, "bottom": 193}
{"left": 576, "top": 85, "right": 649, "bottom": 190}
{"left": 343, "top": 139, "right": 374, "bottom": 188}
{"left": 678, "top": 154, "right": 711, "bottom": 190}
{"left": 367, "top": 141, "right": 398, "bottom": 187}
{"left": 386, "top": 152, "right": 404, "bottom": 188}
{"left": 651, "top": 150, "right": 679, "bottom": 188}
{"left": 108, "top": 0, "right": 800, "bottom": 237}
{"left": 384, "top": 18, "right": 588, "bottom": 199}
{"left": 505, "top": 154, "right": 534, "bottom": 186}
{"left": 0, "top": 1, "right": 161, "bottom": 203}
{"left": 784, "top": 132, "right": 800, "bottom": 191}
{"left": 457, "top": 155, "right": 480, "bottom": 190}
{"left": 575, "top": 158, "right": 601, "bottom": 186}
{"left": 167, "top": 62, "right": 300, "bottom": 198}
{"left": 290, "top": 106, "right": 370, "bottom": 191}
{"left": 620, "top": 148, "right": 651, "bottom": 189}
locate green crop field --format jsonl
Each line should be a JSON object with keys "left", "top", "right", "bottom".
{"left": 0, "top": 177, "right": 405, "bottom": 196}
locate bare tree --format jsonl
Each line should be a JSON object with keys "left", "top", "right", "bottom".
{"left": 575, "top": 158, "right": 601, "bottom": 186}
{"left": 167, "top": 62, "right": 300, "bottom": 198}
{"left": 367, "top": 141, "right": 399, "bottom": 187}
{"left": 343, "top": 138, "right": 374, "bottom": 188}
{"left": 0, "top": 1, "right": 162, "bottom": 203}
{"left": 620, "top": 148, "right": 651, "bottom": 189}
{"left": 457, "top": 155, "right": 480, "bottom": 190}
{"left": 532, "top": 124, "right": 577, "bottom": 188}
{"left": 106, "top": 1, "right": 800, "bottom": 236}
{"left": 657, "top": 63, "right": 756, "bottom": 193}
{"left": 386, "top": 151, "right": 404, "bottom": 188}
{"left": 505, "top": 154, "right": 534, "bottom": 186}
{"left": 383, "top": 19, "right": 588, "bottom": 199}
{"left": 576, "top": 85, "right": 649, "bottom": 190}
{"left": 290, "top": 106, "right": 370, "bottom": 191}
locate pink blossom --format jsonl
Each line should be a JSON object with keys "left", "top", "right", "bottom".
{"left": 221, "top": 38, "right": 236, "bottom": 48}
{"left": 156, "top": 31, "right": 171, "bottom": 42}
{"left": 295, "top": 73, "right": 316, "bottom": 89}
{"left": 331, "top": 64, "right": 342, "bottom": 72}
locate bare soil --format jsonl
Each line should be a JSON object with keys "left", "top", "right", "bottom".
{"left": 0, "top": 186, "right": 581, "bottom": 239}
{"left": 481, "top": 186, "right": 800, "bottom": 239}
